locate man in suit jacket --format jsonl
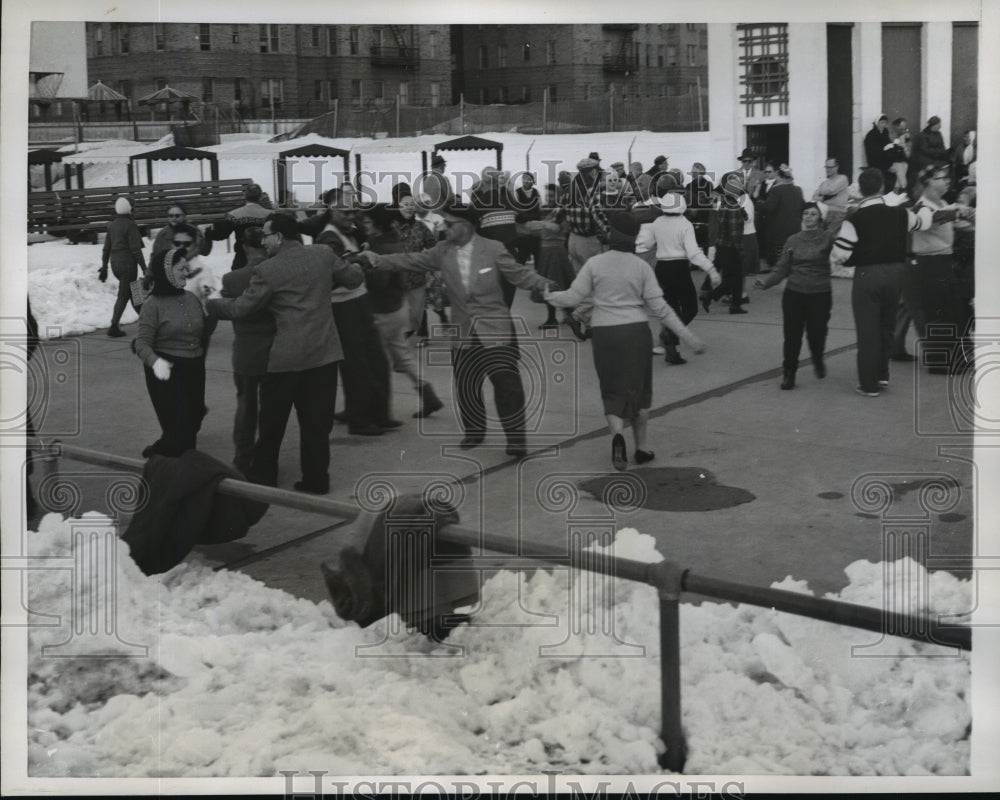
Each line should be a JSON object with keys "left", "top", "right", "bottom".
{"left": 359, "top": 204, "right": 554, "bottom": 458}
{"left": 207, "top": 212, "right": 364, "bottom": 493}
{"left": 737, "top": 148, "right": 766, "bottom": 201}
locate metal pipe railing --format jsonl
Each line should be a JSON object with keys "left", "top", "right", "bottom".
{"left": 33, "top": 440, "right": 972, "bottom": 773}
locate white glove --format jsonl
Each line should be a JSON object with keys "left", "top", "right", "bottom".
{"left": 152, "top": 358, "right": 172, "bottom": 381}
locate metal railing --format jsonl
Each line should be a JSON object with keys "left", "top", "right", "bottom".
{"left": 33, "top": 440, "right": 971, "bottom": 773}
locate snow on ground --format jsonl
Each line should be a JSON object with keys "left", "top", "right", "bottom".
{"left": 26, "top": 515, "right": 970, "bottom": 777}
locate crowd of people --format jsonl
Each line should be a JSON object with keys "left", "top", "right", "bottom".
{"left": 95, "top": 127, "right": 975, "bottom": 481}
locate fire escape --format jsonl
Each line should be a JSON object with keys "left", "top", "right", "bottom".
{"left": 370, "top": 25, "right": 419, "bottom": 69}
{"left": 602, "top": 24, "right": 640, "bottom": 75}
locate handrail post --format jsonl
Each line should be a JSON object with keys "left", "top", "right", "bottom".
{"left": 648, "top": 560, "right": 687, "bottom": 772}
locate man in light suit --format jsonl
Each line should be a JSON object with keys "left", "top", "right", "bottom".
{"left": 207, "top": 212, "right": 365, "bottom": 494}
{"left": 358, "top": 204, "right": 554, "bottom": 458}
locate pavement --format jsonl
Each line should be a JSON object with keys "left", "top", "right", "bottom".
{"left": 25, "top": 275, "right": 976, "bottom": 608}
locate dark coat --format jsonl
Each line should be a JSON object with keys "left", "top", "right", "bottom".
{"left": 762, "top": 182, "right": 805, "bottom": 254}
{"left": 864, "top": 124, "right": 894, "bottom": 172}
{"left": 122, "top": 450, "right": 268, "bottom": 575}
{"left": 909, "top": 127, "right": 949, "bottom": 179}
{"left": 220, "top": 262, "right": 276, "bottom": 376}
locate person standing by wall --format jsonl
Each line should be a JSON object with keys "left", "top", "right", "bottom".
{"left": 99, "top": 197, "right": 148, "bottom": 338}
{"left": 908, "top": 116, "right": 949, "bottom": 197}
{"left": 812, "top": 158, "right": 850, "bottom": 235}
{"left": 762, "top": 164, "right": 805, "bottom": 269}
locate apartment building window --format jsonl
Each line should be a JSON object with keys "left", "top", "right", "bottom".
{"left": 583, "top": 84, "right": 590, "bottom": 101}
{"left": 351, "top": 79, "right": 363, "bottom": 105}
{"left": 234, "top": 78, "right": 245, "bottom": 102}
{"left": 547, "top": 84, "right": 557, "bottom": 103}
{"left": 259, "top": 24, "right": 279, "bottom": 53}
{"left": 737, "top": 23, "right": 789, "bottom": 116}
{"left": 686, "top": 44, "right": 697, "bottom": 65}
{"left": 261, "top": 78, "right": 283, "bottom": 109}
{"left": 657, "top": 45, "right": 664, "bottom": 67}
{"left": 199, "top": 24, "right": 211, "bottom": 51}
{"left": 667, "top": 45, "right": 677, "bottom": 66}
{"left": 546, "top": 40, "right": 556, "bottom": 64}
{"left": 687, "top": 23, "right": 697, "bottom": 31}
{"left": 479, "top": 45, "right": 488, "bottom": 68}
{"left": 155, "top": 77, "right": 168, "bottom": 91}
{"left": 231, "top": 25, "right": 240, "bottom": 44}
{"left": 430, "top": 82, "right": 440, "bottom": 106}
{"left": 314, "top": 80, "right": 324, "bottom": 101}
{"left": 113, "top": 24, "right": 130, "bottom": 55}
{"left": 522, "top": 42, "right": 531, "bottom": 61}
{"left": 327, "top": 26, "right": 337, "bottom": 55}
{"left": 311, "top": 26, "right": 321, "bottom": 48}
{"left": 522, "top": 85, "right": 530, "bottom": 102}
{"left": 645, "top": 44, "right": 651, "bottom": 67}
{"left": 429, "top": 30, "right": 439, "bottom": 58}
{"left": 372, "top": 80, "right": 384, "bottom": 101}
{"left": 94, "top": 26, "right": 104, "bottom": 56}
{"left": 153, "top": 23, "right": 165, "bottom": 51}
{"left": 479, "top": 88, "right": 488, "bottom": 104}
{"left": 118, "top": 80, "right": 132, "bottom": 99}
{"left": 349, "top": 27, "right": 360, "bottom": 55}
{"left": 398, "top": 81, "right": 409, "bottom": 104}
{"left": 201, "top": 77, "right": 214, "bottom": 101}
{"left": 497, "top": 86, "right": 507, "bottom": 103}
{"left": 498, "top": 44, "right": 507, "bottom": 68}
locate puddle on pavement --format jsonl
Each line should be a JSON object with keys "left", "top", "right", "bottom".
{"left": 579, "top": 467, "right": 755, "bottom": 512}
{"left": 818, "top": 491, "right": 844, "bottom": 499}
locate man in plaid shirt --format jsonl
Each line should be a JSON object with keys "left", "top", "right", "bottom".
{"left": 704, "top": 171, "right": 749, "bottom": 314}
{"left": 565, "top": 156, "right": 610, "bottom": 274}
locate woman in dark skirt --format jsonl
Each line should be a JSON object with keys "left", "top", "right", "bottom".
{"left": 544, "top": 212, "right": 705, "bottom": 470}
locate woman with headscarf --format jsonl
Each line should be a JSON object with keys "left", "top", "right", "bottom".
{"left": 544, "top": 212, "right": 705, "bottom": 470}
{"left": 754, "top": 203, "right": 834, "bottom": 390}
{"left": 762, "top": 164, "right": 805, "bottom": 268}
{"left": 908, "top": 116, "right": 950, "bottom": 194}
{"left": 99, "top": 196, "right": 148, "bottom": 337}
{"left": 133, "top": 231, "right": 216, "bottom": 458}
{"left": 635, "top": 192, "right": 721, "bottom": 364}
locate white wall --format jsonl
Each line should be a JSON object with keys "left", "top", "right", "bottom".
{"left": 707, "top": 24, "right": 740, "bottom": 181}
{"left": 922, "top": 22, "right": 953, "bottom": 149}
{"left": 788, "top": 24, "right": 829, "bottom": 199}
{"left": 855, "top": 23, "right": 883, "bottom": 173}
{"left": 29, "top": 22, "right": 87, "bottom": 97}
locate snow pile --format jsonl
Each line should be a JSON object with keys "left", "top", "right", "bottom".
{"left": 29, "top": 241, "right": 225, "bottom": 339}
{"left": 25, "top": 517, "right": 970, "bottom": 777}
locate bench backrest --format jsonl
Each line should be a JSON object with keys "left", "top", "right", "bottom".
{"left": 28, "top": 179, "right": 254, "bottom": 234}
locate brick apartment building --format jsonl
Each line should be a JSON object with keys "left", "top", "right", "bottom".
{"left": 78, "top": 22, "right": 451, "bottom": 120}
{"left": 451, "top": 23, "right": 708, "bottom": 105}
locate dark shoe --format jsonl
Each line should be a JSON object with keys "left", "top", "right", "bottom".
{"left": 380, "top": 419, "right": 404, "bottom": 429}
{"left": 855, "top": 385, "right": 880, "bottom": 398}
{"left": 780, "top": 369, "right": 795, "bottom": 390}
{"left": 878, "top": 379, "right": 890, "bottom": 388}
{"left": 539, "top": 320, "right": 559, "bottom": 330}
{"left": 741, "top": 295, "right": 750, "bottom": 304}
{"left": 813, "top": 357, "right": 827, "bottom": 379}
{"left": 889, "top": 351, "right": 916, "bottom": 362}
{"left": 611, "top": 433, "right": 627, "bottom": 472}
{"left": 729, "top": 306, "right": 748, "bottom": 315}
{"left": 413, "top": 383, "right": 444, "bottom": 418}
{"left": 333, "top": 411, "right": 351, "bottom": 423}
{"left": 348, "top": 423, "right": 384, "bottom": 436}
{"left": 293, "top": 479, "right": 329, "bottom": 495}
{"left": 565, "top": 316, "right": 588, "bottom": 342}
{"left": 505, "top": 445, "right": 528, "bottom": 458}
{"left": 107, "top": 326, "right": 126, "bottom": 338}
{"left": 699, "top": 292, "right": 711, "bottom": 313}
{"left": 634, "top": 449, "right": 655, "bottom": 464}
{"left": 664, "top": 344, "right": 687, "bottom": 365}
{"left": 459, "top": 435, "right": 484, "bottom": 450}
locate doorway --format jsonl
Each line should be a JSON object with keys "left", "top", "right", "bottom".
{"left": 745, "top": 123, "right": 789, "bottom": 169}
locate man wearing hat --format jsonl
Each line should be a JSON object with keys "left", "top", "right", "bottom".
{"left": 357, "top": 203, "right": 555, "bottom": 458}
{"left": 565, "top": 156, "right": 610, "bottom": 274}
{"left": 736, "top": 148, "right": 765, "bottom": 201}
{"left": 224, "top": 183, "right": 272, "bottom": 269}
{"left": 419, "top": 153, "right": 455, "bottom": 213}
{"left": 908, "top": 116, "right": 949, "bottom": 197}
{"left": 610, "top": 161, "right": 626, "bottom": 181}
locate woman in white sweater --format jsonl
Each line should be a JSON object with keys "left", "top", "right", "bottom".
{"left": 635, "top": 193, "right": 721, "bottom": 364}
{"left": 545, "top": 212, "right": 706, "bottom": 470}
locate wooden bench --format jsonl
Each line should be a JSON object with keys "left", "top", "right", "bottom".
{"left": 27, "top": 179, "right": 255, "bottom": 238}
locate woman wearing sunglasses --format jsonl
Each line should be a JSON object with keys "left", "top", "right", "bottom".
{"left": 134, "top": 228, "right": 217, "bottom": 458}
{"left": 151, "top": 202, "right": 204, "bottom": 257}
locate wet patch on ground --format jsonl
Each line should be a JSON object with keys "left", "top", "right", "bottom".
{"left": 579, "top": 467, "right": 755, "bottom": 512}
{"left": 818, "top": 491, "right": 844, "bottom": 499}
{"left": 938, "top": 512, "right": 967, "bottom": 523}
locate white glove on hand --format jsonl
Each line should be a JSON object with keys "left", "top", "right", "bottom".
{"left": 152, "top": 358, "right": 172, "bottom": 381}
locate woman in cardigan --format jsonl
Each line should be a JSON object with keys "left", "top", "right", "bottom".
{"left": 754, "top": 203, "right": 833, "bottom": 390}
{"left": 544, "top": 212, "right": 705, "bottom": 471}
{"left": 133, "top": 233, "right": 216, "bottom": 457}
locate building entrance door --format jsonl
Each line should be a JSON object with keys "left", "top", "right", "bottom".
{"left": 746, "top": 123, "right": 788, "bottom": 168}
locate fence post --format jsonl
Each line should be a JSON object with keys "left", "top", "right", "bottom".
{"left": 696, "top": 75, "right": 704, "bottom": 132}
{"left": 333, "top": 98, "right": 339, "bottom": 138}
{"left": 459, "top": 94, "right": 465, "bottom": 133}
{"left": 648, "top": 560, "right": 687, "bottom": 773}
{"left": 542, "top": 88, "right": 548, "bottom": 135}
{"left": 609, "top": 86, "right": 615, "bottom": 133}
{"left": 396, "top": 94, "right": 401, "bottom": 138}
